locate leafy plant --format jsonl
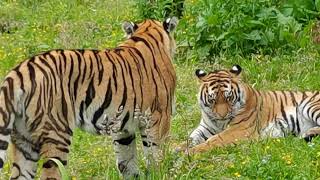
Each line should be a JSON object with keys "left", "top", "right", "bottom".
{"left": 134, "top": 0, "right": 185, "bottom": 20}
{"left": 316, "top": 0, "right": 320, "bottom": 11}
{"left": 281, "top": 0, "right": 318, "bottom": 22}
{"left": 135, "top": 0, "right": 174, "bottom": 19}
{"left": 177, "top": 0, "right": 318, "bottom": 61}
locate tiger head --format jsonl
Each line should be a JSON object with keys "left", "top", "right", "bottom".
{"left": 196, "top": 65, "right": 246, "bottom": 129}
{"left": 121, "top": 17, "right": 178, "bottom": 58}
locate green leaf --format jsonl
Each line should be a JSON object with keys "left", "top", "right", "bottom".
{"left": 316, "top": 0, "right": 320, "bottom": 11}
{"left": 244, "top": 30, "right": 261, "bottom": 41}
{"left": 196, "top": 17, "right": 206, "bottom": 28}
{"left": 277, "top": 13, "right": 291, "bottom": 25}
{"left": 206, "top": 14, "right": 218, "bottom": 26}
{"left": 281, "top": 6, "right": 293, "bottom": 16}
{"left": 289, "top": 20, "right": 302, "bottom": 34}
{"left": 216, "top": 32, "right": 229, "bottom": 41}
{"left": 49, "top": 158, "right": 70, "bottom": 180}
{"left": 38, "top": 44, "right": 50, "bottom": 49}
{"left": 247, "top": 20, "right": 265, "bottom": 27}
{"left": 265, "top": 30, "right": 275, "bottom": 43}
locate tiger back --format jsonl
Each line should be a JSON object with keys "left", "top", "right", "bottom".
{"left": 181, "top": 65, "right": 320, "bottom": 154}
{"left": 0, "top": 17, "right": 178, "bottom": 179}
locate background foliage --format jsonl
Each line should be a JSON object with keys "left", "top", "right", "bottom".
{"left": 0, "top": 0, "right": 320, "bottom": 179}
{"left": 137, "top": 0, "right": 320, "bottom": 60}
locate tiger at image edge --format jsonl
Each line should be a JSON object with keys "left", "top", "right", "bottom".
{"left": 0, "top": 17, "right": 178, "bottom": 179}
{"left": 178, "top": 65, "right": 320, "bottom": 154}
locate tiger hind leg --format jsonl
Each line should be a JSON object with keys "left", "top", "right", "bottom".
{"left": 0, "top": 132, "right": 11, "bottom": 171}
{"left": 139, "top": 110, "right": 168, "bottom": 170}
{"left": 39, "top": 134, "right": 71, "bottom": 180}
{"left": 112, "top": 131, "right": 139, "bottom": 179}
{"left": 10, "top": 141, "right": 39, "bottom": 180}
{"left": 302, "top": 126, "right": 320, "bottom": 142}
{"left": 140, "top": 129, "right": 161, "bottom": 168}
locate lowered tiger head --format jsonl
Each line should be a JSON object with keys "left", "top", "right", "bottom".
{"left": 196, "top": 65, "right": 246, "bottom": 127}
{"left": 121, "top": 17, "right": 178, "bottom": 58}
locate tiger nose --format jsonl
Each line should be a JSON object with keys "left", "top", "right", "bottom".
{"left": 214, "top": 103, "right": 229, "bottom": 118}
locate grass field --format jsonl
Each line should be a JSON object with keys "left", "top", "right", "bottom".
{"left": 1, "top": 0, "right": 320, "bottom": 179}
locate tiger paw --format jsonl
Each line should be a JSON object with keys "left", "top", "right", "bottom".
{"left": 185, "top": 144, "right": 208, "bottom": 155}
{"left": 173, "top": 142, "right": 188, "bottom": 153}
{"left": 302, "top": 133, "right": 319, "bottom": 142}
{"left": 302, "top": 127, "right": 320, "bottom": 142}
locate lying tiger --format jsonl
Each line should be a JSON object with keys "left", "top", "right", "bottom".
{"left": 179, "top": 65, "right": 320, "bottom": 154}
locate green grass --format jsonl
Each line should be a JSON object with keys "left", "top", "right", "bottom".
{"left": 1, "top": 0, "right": 320, "bottom": 179}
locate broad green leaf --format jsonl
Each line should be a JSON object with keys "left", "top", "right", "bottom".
{"left": 277, "top": 13, "right": 291, "bottom": 25}
{"left": 244, "top": 30, "right": 261, "bottom": 41}
{"left": 281, "top": 6, "right": 293, "bottom": 16}
{"left": 265, "top": 30, "right": 275, "bottom": 43}
{"left": 247, "top": 20, "right": 265, "bottom": 27}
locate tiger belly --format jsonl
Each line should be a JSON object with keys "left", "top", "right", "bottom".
{"left": 260, "top": 113, "right": 317, "bottom": 138}
{"left": 260, "top": 121, "right": 288, "bottom": 138}
{"left": 75, "top": 105, "right": 134, "bottom": 135}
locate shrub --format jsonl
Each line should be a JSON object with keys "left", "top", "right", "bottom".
{"left": 182, "top": 0, "right": 319, "bottom": 61}
{"left": 135, "top": 0, "right": 319, "bottom": 61}
{"left": 135, "top": 0, "right": 177, "bottom": 20}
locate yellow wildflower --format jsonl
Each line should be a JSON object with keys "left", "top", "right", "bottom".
{"left": 234, "top": 172, "right": 241, "bottom": 177}
{"left": 229, "top": 163, "right": 235, "bottom": 168}
{"left": 281, "top": 153, "right": 292, "bottom": 165}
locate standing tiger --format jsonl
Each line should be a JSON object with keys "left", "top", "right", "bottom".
{"left": 0, "top": 17, "right": 178, "bottom": 179}
{"left": 179, "top": 65, "right": 320, "bottom": 154}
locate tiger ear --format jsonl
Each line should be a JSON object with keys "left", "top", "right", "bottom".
{"left": 122, "top": 21, "right": 138, "bottom": 38}
{"left": 195, "top": 69, "right": 207, "bottom": 80}
{"left": 163, "top": 17, "right": 179, "bottom": 33}
{"left": 230, "top": 65, "right": 242, "bottom": 76}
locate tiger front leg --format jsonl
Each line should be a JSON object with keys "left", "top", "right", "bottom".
{"left": 174, "top": 133, "right": 204, "bottom": 153}
{"left": 175, "top": 121, "right": 215, "bottom": 153}
{"left": 187, "top": 124, "right": 255, "bottom": 154}
{"left": 112, "top": 131, "right": 139, "bottom": 179}
{"left": 10, "top": 141, "right": 39, "bottom": 179}
{"left": 140, "top": 127, "right": 162, "bottom": 169}
{"left": 10, "top": 128, "right": 40, "bottom": 180}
